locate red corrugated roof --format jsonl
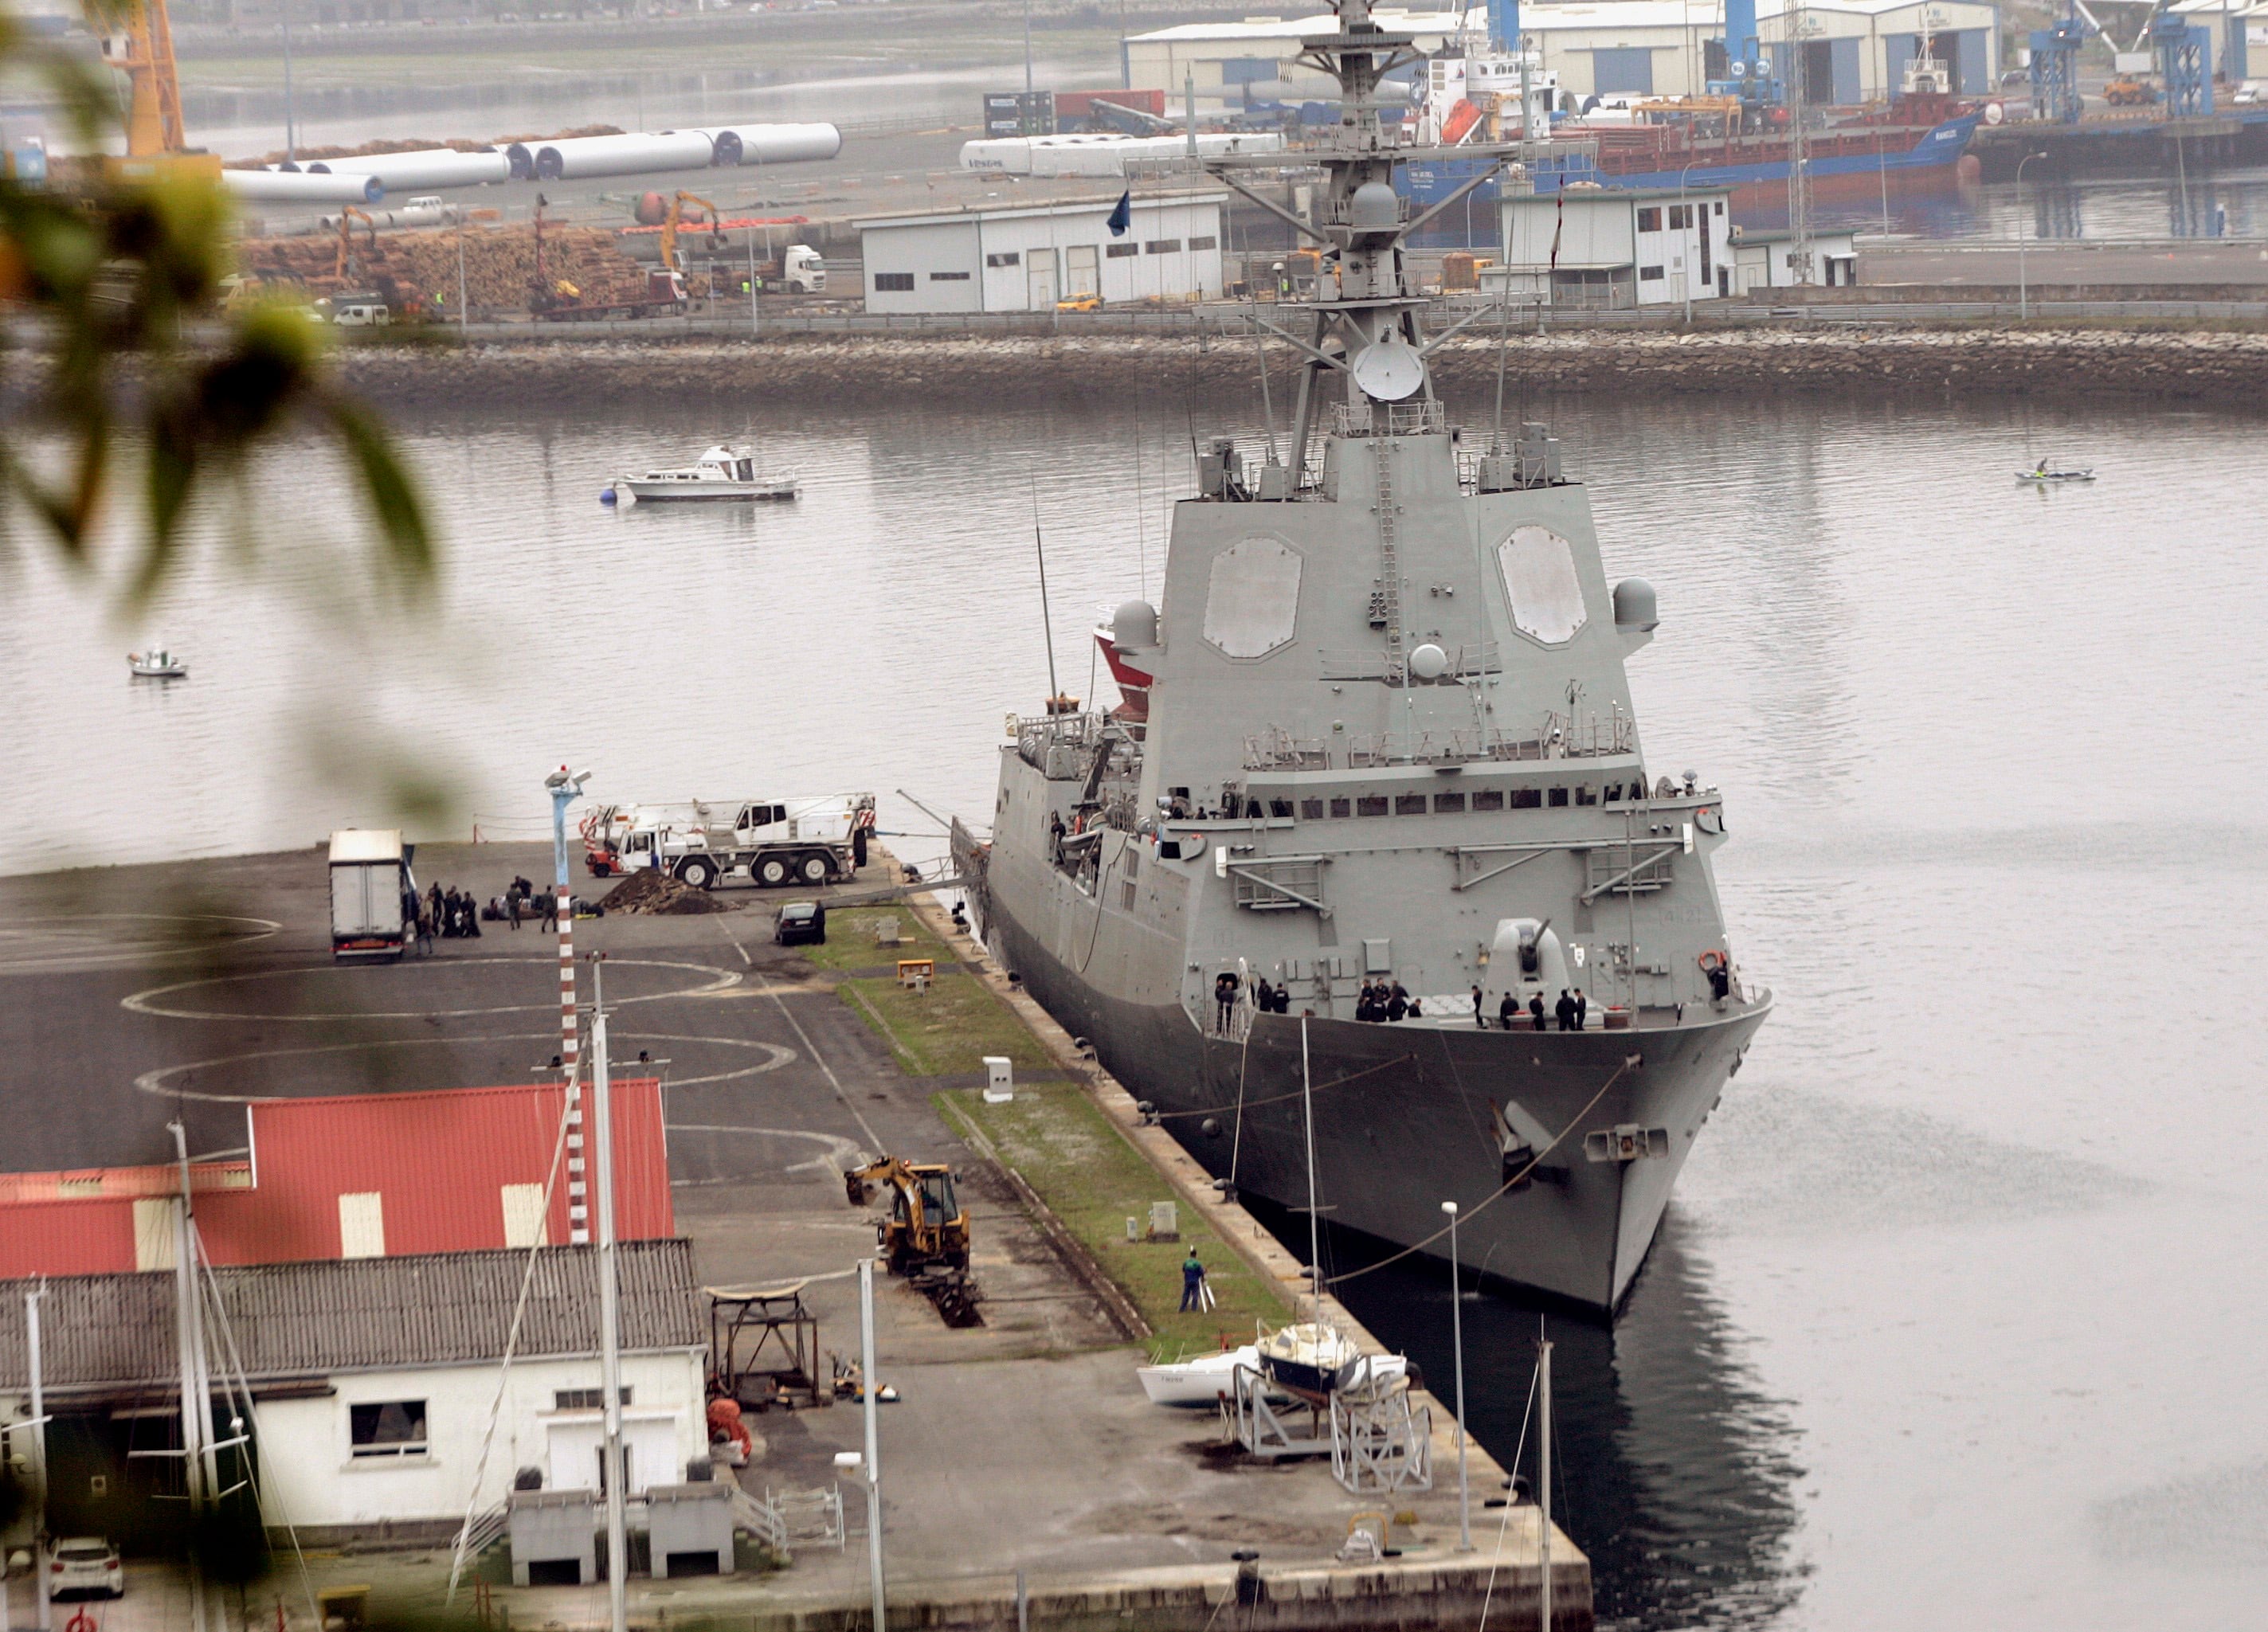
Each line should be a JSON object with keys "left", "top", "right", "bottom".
{"left": 0, "top": 1197, "right": 142, "bottom": 1278}
{"left": 0, "top": 1081, "right": 672, "bottom": 1277}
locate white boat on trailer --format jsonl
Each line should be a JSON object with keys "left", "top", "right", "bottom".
{"left": 615, "top": 444, "right": 798, "bottom": 503}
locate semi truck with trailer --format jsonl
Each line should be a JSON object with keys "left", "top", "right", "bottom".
{"left": 585, "top": 794, "right": 875, "bottom": 888}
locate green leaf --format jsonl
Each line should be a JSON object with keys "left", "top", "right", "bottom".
{"left": 322, "top": 397, "right": 434, "bottom": 587}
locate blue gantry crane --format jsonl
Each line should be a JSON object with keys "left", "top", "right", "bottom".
{"left": 1706, "top": 0, "right": 1784, "bottom": 114}
{"left": 2028, "top": 0, "right": 2098, "bottom": 125}
{"left": 2145, "top": 1, "right": 2215, "bottom": 117}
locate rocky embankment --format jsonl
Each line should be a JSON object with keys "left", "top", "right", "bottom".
{"left": 335, "top": 324, "right": 2268, "bottom": 411}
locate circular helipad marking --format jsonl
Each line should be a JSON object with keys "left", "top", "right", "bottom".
{"left": 0, "top": 913, "right": 280, "bottom": 974}
{"left": 134, "top": 1031, "right": 795, "bottom": 1104}
{"left": 121, "top": 957, "right": 742, "bottom": 1022}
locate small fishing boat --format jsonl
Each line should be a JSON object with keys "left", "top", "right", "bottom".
{"left": 127, "top": 647, "right": 188, "bottom": 679}
{"left": 612, "top": 444, "right": 798, "bottom": 503}
{"left": 2016, "top": 461, "right": 2095, "bottom": 483}
{"left": 1136, "top": 1343, "right": 1259, "bottom": 1407}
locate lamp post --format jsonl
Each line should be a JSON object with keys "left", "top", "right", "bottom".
{"left": 1676, "top": 161, "right": 1702, "bottom": 322}
{"left": 2017, "top": 151, "right": 2049, "bottom": 321}
{"left": 1441, "top": 1200, "right": 1471, "bottom": 1552}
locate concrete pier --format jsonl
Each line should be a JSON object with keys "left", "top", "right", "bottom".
{"left": 0, "top": 841, "right": 1591, "bottom": 1630}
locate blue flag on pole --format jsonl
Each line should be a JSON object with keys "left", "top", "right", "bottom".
{"left": 1107, "top": 190, "right": 1132, "bottom": 237}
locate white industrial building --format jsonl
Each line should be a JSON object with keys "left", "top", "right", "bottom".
{"left": 1728, "top": 225, "right": 1862, "bottom": 290}
{"left": 859, "top": 192, "right": 1228, "bottom": 313}
{"left": 0, "top": 1243, "right": 710, "bottom": 1544}
{"left": 1494, "top": 186, "right": 1738, "bottom": 307}
{"left": 1124, "top": 2, "right": 2000, "bottom": 109}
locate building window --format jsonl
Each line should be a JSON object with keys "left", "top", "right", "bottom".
{"left": 929, "top": 271, "right": 971, "bottom": 281}
{"left": 872, "top": 272, "right": 914, "bottom": 292}
{"left": 1106, "top": 243, "right": 1138, "bottom": 258}
{"left": 985, "top": 251, "right": 1021, "bottom": 268}
{"left": 1715, "top": 201, "right": 1725, "bottom": 216}
{"left": 1635, "top": 206, "right": 1663, "bottom": 233}
{"left": 1355, "top": 795, "right": 1389, "bottom": 817}
{"left": 1143, "top": 240, "right": 1182, "bottom": 254}
{"left": 1668, "top": 204, "right": 1692, "bottom": 229}
{"left": 1639, "top": 265, "right": 1665, "bottom": 281}
{"left": 349, "top": 1400, "right": 428, "bottom": 1458}
{"left": 554, "top": 1387, "right": 633, "bottom": 1411}
{"left": 1188, "top": 235, "right": 1218, "bottom": 250}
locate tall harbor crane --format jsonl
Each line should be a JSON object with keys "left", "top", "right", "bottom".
{"left": 94, "top": 0, "right": 221, "bottom": 180}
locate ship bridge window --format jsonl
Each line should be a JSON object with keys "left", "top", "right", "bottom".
{"left": 1510, "top": 789, "right": 1542, "bottom": 809}
{"left": 1270, "top": 798, "right": 1295, "bottom": 818}
{"left": 1330, "top": 797, "right": 1353, "bottom": 817}
{"left": 1473, "top": 789, "right": 1505, "bottom": 812}
{"left": 1395, "top": 794, "right": 1428, "bottom": 816}
{"left": 1356, "top": 796, "right": 1389, "bottom": 817}
{"left": 1576, "top": 786, "right": 1599, "bottom": 805}
{"left": 1301, "top": 798, "right": 1326, "bottom": 820}
{"left": 1549, "top": 788, "right": 1569, "bottom": 808}
{"left": 1434, "top": 793, "right": 1466, "bottom": 812}
{"left": 1604, "top": 782, "right": 1624, "bottom": 802}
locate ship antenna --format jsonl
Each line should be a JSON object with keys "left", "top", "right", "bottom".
{"left": 1490, "top": 291, "right": 1510, "bottom": 454}
{"left": 1029, "top": 477, "right": 1062, "bottom": 709}
{"left": 1252, "top": 319, "right": 1279, "bottom": 467}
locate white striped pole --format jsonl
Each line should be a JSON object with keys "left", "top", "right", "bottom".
{"left": 548, "top": 767, "right": 592, "bottom": 1244}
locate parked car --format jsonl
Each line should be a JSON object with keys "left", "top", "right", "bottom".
{"left": 774, "top": 900, "right": 826, "bottom": 945}
{"left": 1056, "top": 292, "right": 1104, "bottom": 312}
{"left": 48, "top": 1538, "right": 123, "bottom": 1600}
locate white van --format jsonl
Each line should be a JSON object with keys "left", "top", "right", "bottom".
{"left": 332, "top": 300, "right": 392, "bottom": 327}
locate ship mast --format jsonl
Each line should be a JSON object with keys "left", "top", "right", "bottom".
{"left": 1204, "top": 0, "right": 1512, "bottom": 471}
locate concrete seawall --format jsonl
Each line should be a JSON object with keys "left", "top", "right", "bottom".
{"left": 333, "top": 326, "right": 2268, "bottom": 411}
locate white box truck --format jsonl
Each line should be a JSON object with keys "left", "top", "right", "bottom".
{"left": 329, "top": 828, "right": 416, "bottom": 961}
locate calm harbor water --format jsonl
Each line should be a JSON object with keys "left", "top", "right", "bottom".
{"left": 5, "top": 389, "right": 2266, "bottom": 1628}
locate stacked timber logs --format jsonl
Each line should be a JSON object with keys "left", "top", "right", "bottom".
{"left": 240, "top": 223, "right": 660, "bottom": 312}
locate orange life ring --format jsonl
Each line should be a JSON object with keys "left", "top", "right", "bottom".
{"left": 1697, "top": 949, "right": 1726, "bottom": 973}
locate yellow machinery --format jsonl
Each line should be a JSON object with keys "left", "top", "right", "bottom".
{"left": 660, "top": 190, "right": 723, "bottom": 277}
{"left": 333, "top": 205, "right": 374, "bottom": 282}
{"left": 96, "top": 0, "right": 221, "bottom": 182}
{"left": 844, "top": 1156, "right": 969, "bottom": 1274}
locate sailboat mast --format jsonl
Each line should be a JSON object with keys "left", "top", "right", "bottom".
{"left": 1300, "top": 1016, "right": 1321, "bottom": 1319}
{"left": 169, "top": 1121, "right": 209, "bottom": 1632}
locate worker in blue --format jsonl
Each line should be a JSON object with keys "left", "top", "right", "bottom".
{"left": 1180, "top": 1248, "right": 1208, "bottom": 1312}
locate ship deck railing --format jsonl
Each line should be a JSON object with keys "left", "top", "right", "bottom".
{"left": 1303, "top": 722, "right": 1635, "bottom": 769}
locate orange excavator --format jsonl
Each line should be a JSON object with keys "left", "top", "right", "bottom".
{"left": 334, "top": 205, "right": 375, "bottom": 282}
{"left": 96, "top": 0, "right": 221, "bottom": 182}
{"left": 659, "top": 190, "right": 725, "bottom": 278}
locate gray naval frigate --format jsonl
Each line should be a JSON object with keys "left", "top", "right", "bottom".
{"left": 952, "top": 0, "right": 1770, "bottom": 1313}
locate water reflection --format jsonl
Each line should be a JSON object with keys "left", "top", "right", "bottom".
{"left": 1289, "top": 1204, "right": 1805, "bottom": 1630}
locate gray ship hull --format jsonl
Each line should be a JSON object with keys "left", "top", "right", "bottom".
{"left": 986, "top": 889, "right": 1768, "bottom": 1312}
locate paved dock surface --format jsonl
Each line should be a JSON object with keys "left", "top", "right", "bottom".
{"left": 0, "top": 843, "right": 1584, "bottom": 1627}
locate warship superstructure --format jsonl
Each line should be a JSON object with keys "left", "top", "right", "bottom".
{"left": 953, "top": 0, "right": 1769, "bottom": 1313}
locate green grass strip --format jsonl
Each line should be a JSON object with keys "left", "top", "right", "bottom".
{"left": 939, "top": 1083, "right": 1287, "bottom": 1360}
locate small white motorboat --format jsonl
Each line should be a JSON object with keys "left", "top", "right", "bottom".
{"left": 613, "top": 444, "right": 799, "bottom": 503}
{"left": 127, "top": 647, "right": 188, "bottom": 679}
{"left": 1137, "top": 1343, "right": 1259, "bottom": 1407}
{"left": 2016, "top": 461, "right": 2095, "bottom": 483}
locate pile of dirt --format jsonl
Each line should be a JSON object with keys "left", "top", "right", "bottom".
{"left": 595, "top": 870, "right": 731, "bottom": 916}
